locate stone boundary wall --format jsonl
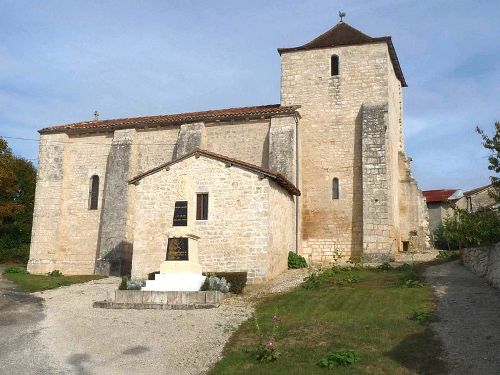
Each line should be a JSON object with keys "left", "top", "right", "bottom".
{"left": 461, "top": 242, "right": 500, "bottom": 289}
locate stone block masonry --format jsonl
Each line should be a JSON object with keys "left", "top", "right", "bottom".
{"left": 462, "top": 242, "right": 500, "bottom": 289}
{"left": 361, "top": 103, "right": 394, "bottom": 261}
{"left": 95, "top": 129, "right": 136, "bottom": 276}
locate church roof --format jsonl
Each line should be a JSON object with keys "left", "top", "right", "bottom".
{"left": 39, "top": 104, "right": 300, "bottom": 134}
{"left": 129, "top": 148, "right": 301, "bottom": 196}
{"left": 278, "top": 22, "right": 407, "bottom": 87}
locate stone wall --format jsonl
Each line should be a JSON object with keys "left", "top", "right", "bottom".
{"left": 462, "top": 242, "right": 500, "bottom": 289}
{"left": 131, "top": 155, "right": 295, "bottom": 283}
{"left": 28, "top": 132, "right": 113, "bottom": 275}
{"left": 280, "top": 42, "right": 391, "bottom": 261}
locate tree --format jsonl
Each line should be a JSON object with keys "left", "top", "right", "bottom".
{"left": 476, "top": 122, "right": 500, "bottom": 202}
{"left": 0, "top": 137, "right": 37, "bottom": 263}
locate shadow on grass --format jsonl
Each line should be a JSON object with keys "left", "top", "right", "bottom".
{"left": 386, "top": 323, "right": 447, "bottom": 374}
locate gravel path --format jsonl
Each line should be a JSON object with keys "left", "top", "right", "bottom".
{"left": 0, "top": 268, "right": 307, "bottom": 374}
{"left": 425, "top": 260, "right": 500, "bottom": 375}
{"left": 0, "top": 266, "right": 57, "bottom": 374}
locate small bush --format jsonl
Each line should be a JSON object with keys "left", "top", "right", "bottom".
{"left": 288, "top": 251, "right": 307, "bottom": 269}
{"left": 396, "top": 269, "right": 424, "bottom": 288}
{"left": 118, "top": 276, "right": 128, "bottom": 290}
{"left": 3, "top": 267, "right": 28, "bottom": 274}
{"left": 301, "top": 272, "right": 323, "bottom": 289}
{"left": 201, "top": 275, "right": 231, "bottom": 293}
{"left": 409, "top": 310, "right": 432, "bottom": 322}
{"left": 377, "top": 262, "right": 392, "bottom": 271}
{"left": 318, "top": 350, "right": 360, "bottom": 369}
{"left": 47, "top": 270, "right": 63, "bottom": 277}
{"left": 0, "top": 244, "right": 30, "bottom": 264}
{"left": 127, "top": 278, "right": 145, "bottom": 290}
{"left": 203, "top": 272, "right": 247, "bottom": 294}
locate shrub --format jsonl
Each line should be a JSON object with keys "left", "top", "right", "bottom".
{"left": 318, "top": 350, "right": 360, "bottom": 369}
{"left": 47, "top": 270, "right": 63, "bottom": 277}
{"left": 203, "top": 272, "right": 247, "bottom": 294}
{"left": 301, "top": 267, "right": 363, "bottom": 289}
{"left": 3, "top": 266, "right": 28, "bottom": 274}
{"left": 396, "top": 269, "right": 424, "bottom": 288}
{"left": 118, "top": 276, "right": 128, "bottom": 290}
{"left": 251, "top": 313, "right": 283, "bottom": 362}
{"left": 127, "top": 278, "right": 145, "bottom": 290}
{"left": 0, "top": 243, "right": 30, "bottom": 264}
{"left": 436, "top": 250, "right": 460, "bottom": 260}
{"left": 409, "top": 310, "right": 432, "bottom": 322}
{"left": 288, "top": 251, "right": 307, "bottom": 269}
{"left": 201, "top": 275, "right": 231, "bottom": 293}
{"left": 377, "top": 262, "right": 392, "bottom": 271}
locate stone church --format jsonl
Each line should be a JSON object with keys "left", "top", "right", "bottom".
{"left": 28, "top": 21, "right": 429, "bottom": 283}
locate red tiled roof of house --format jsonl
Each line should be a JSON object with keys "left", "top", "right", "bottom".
{"left": 39, "top": 104, "right": 300, "bottom": 134}
{"left": 422, "top": 189, "right": 458, "bottom": 203}
{"left": 464, "top": 184, "right": 491, "bottom": 197}
{"left": 278, "top": 22, "right": 407, "bottom": 87}
{"left": 129, "top": 148, "right": 301, "bottom": 196}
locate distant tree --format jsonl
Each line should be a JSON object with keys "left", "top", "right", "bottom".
{"left": 476, "top": 122, "right": 500, "bottom": 202}
{"left": 0, "top": 137, "right": 36, "bottom": 263}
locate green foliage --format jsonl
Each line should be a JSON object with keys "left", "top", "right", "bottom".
{"left": 347, "top": 255, "right": 364, "bottom": 270}
{"left": 377, "top": 262, "right": 392, "bottom": 271}
{"left": 0, "top": 137, "right": 36, "bottom": 264}
{"left": 287, "top": 251, "right": 307, "bottom": 269}
{"left": 3, "top": 272, "right": 103, "bottom": 292}
{"left": 210, "top": 269, "right": 444, "bottom": 374}
{"left": 301, "top": 267, "right": 363, "bottom": 289}
{"left": 436, "top": 250, "right": 460, "bottom": 260}
{"left": 476, "top": 122, "right": 500, "bottom": 203}
{"left": 203, "top": 272, "right": 247, "bottom": 294}
{"left": 118, "top": 276, "right": 128, "bottom": 290}
{"left": 251, "top": 313, "right": 283, "bottom": 362}
{"left": 409, "top": 310, "right": 432, "bottom": 322}
{"left": 47, "top": 270, "right": 63, "bottom": 277}
{"left": 3, "top": 266, "right": 28, "bottom": 274}
{"left": 433, "top": 223, "right": 459, "bottom": 250}
{"left": 318, "top": 350, "right": 360, "bottom": 369}
{"left": 437, "top": 208, "right": 500, "bottom": 249}
{"left": 396, "top": 269, "right": 425, "bottom": 288}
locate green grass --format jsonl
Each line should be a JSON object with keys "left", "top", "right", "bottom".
{"left": 2, "top": 267, "right": 104, "bottom": 292}
{"left": 210, "top": 267, "right": 445, "bottom": 375}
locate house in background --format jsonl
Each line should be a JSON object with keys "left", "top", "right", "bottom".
{"left": 462, "top": 184, "right": 498, "bottom": 212}
{"left": 423, "top": 189, "right": 463, "bottom": 237}
{"left": 423, "top": 184, "right": 498, "bottom": 242}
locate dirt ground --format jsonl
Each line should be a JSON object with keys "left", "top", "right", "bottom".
{"left": 425, "top": 260, "right": 500, "bottom": 375}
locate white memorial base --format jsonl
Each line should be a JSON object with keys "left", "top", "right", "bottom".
{"left": 142, "top": 273, "right": 206, "bottom": 292}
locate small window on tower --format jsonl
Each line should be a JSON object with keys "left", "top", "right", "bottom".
{"left": 89, "top": 175, "right": 99, "bottom": 210}
{"left": 196, "top": 193, "right": 209, "bottom": 220}
{"left": 331, "top": 55, "right": 339, "bottom": 76}
{"left": 332, "top": 178, "right": 339, "bottom": 200}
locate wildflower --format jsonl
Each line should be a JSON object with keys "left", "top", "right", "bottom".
{"left": 267, "top": 339, "right": 274, "bottom": 348}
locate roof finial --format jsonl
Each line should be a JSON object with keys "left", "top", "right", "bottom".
{"left": 339, "top": 11, "right": 346, "bottom": 23}
{"left": 94, "top": 110, "right": 99, "bottom": 121}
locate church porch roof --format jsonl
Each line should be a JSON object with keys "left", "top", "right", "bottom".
{"left": 129, "top": 148, "right": 301, "bottom": 197}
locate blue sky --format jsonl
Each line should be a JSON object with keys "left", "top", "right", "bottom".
{"left": 0, "top": 0, "right": 498, "bottom": 190}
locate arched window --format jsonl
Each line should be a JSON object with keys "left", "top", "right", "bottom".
{"left": 332, "top": 178, "right": 339, "bottom": 200}
{"left": 89, "top": 175, "right": 99, "bottom": 210}
{"left": 331, "top": 55, "right": 339, "bottom": 76}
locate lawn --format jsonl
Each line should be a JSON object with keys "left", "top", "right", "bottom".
{"left": 211, "top": 266, "right": 445, "bottom": 375}
{"left": 2, "top": 267, "right": 104, "bottom": 292}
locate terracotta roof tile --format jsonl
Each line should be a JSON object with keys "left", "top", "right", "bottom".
{"left": 278, "top": 22, "right": 407, "bottom": 87}
{"left": 129, "top": 148, "right": 301, "bottom": 196}
{"left": 39, "top": 104, "right": 300, "bottom": 134}
{"left": 422, "top": 189, "right": 458, "bottom": 203}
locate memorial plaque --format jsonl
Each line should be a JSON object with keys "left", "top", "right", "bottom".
{"left": 166, "top": 237, "right": 189, "bottom": 261}
{"left": 172, "top": 201, "right": 188, "bottom": 226}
